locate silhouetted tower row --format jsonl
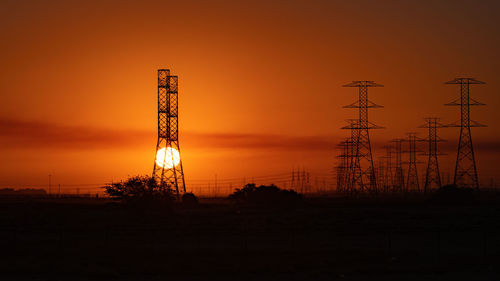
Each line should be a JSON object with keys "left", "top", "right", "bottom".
{"left": 419, "top": 117, "right": 445, "bottom": 192}
{"left": 382, "top": 145, "right": 393, "bottom": 191}
{"left": 445, "top": 78, "right": 486, "bottom": 189}
{"left": 341, "top": 119, "right": 360, "bottom": 194}
{"left": 405, "top": 133, "right": 421, "bottom": 192}
{"left": 292, "top": 167, "right": 310, "bottom": 193}
{"left": 336, "top": 138, "right": 351, "bottom": 193}
{"left": 376, "top": 157, "right": 386, "bottom": 190}
{"left": 152, "top": 69, "right": 186, "bottom": 196}
{"left": 391, "top": 138, "right": 405, "bottom": 192}
{"left": 343, "top": 81, "right": 383, "bottom": 192}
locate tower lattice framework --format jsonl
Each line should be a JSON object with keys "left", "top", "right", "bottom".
{"left": 419, "top": 117, "right": 445, "bottom": 192}
{"left": 343, "top": 81, "right": 383, "bottom": 192}
{"left": 382, "top": 145, "right": 393, "bottom": 192}
{"left": 340, "top": 119, "right": 361, "bottom": 194}
{"left": 404, "top": 133, "right": 421, "bottom": 192}
{"left": 445, "top": 78, "right": 486, "bottom": 189}
{"left": 153, "top": 69, "right": 186, "bottom": 196}
{"left": 391, "top": 138, "right": 405, "bottom": 193}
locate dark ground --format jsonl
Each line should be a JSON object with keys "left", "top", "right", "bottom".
{"left": 1, "top": 193, "right": 500, "bottom": 281}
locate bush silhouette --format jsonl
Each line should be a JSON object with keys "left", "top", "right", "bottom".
{"left": 432, "top": 184, "right": 475, "bottom": 203}
{"left": 182, "top": 192, "right": 199, "bottom": 207}
{"left": 228, "top": 183, "right": 302, "bottom": 206}
{"left": 103, "top": 175, "right": 175, "bottom": 205}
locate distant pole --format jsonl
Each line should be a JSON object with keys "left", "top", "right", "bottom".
{"left": 48, "top": 174, "right": 52, "bottom": 196}
{"left": 214, "top": 174, "right": 218, "bottom": 197}
{"left": 58, "top": 184, "right": 61, "bottom": 197}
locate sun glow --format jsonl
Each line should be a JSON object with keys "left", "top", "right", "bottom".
{"left": 155, "top": 147, "right": 181, "bottom": 169}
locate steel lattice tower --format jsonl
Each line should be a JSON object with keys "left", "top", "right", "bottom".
{"left": 405, "top": 133, "right": 421, "bottom": 192}
{"left": 153, "top": 69, "right": 186, "bottom": 196}
{"left": 377, "top": 157, "right": 386, "bottom": 191}
{"left": 445, "top": 78, "right": 486, "bottom": 189}
{"left": 341, "top": 119, "right": 362, "bottom": 194}
{"left": 336, "top": 139, "right": 350, "bottom": 193}
{"left": 419, "top": 117, "right": 445, "bottom": 192}
{"left": 391, "top": 138, "right": 405, "bottom": 193}
{"left": 382, "top": 145, "right": 393, "bottom": 191}
{"left": 343, "top": 81, "right": 383, "bottom": 192}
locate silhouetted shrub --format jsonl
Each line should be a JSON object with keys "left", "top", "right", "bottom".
{"left": 228, "top": 183, "right": 302, "bottom": 207}
{"left": 432, "top": 184, "right": 475, "bottom": 204}
{"left": 182, "top": 192, "right": 199, "bottom": 207}
{"left": 0, "top": 188, "right": 47, "bottom": 197}
{"left": 103, "top": 176, "right": 175, "bottom": 206}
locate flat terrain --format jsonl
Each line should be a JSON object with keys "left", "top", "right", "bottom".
{"left": 1, "top": 195, "right": 500, "bottom": 281}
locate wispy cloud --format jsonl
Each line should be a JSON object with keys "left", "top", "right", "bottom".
{"left": 1, "top": 117, "right": 500, "bottom": 153}
{"left": 183, "top": 132, "right": 339, "bottom": 151}
{"left": 0, "top": 118, "right": 152, "bottom": 150}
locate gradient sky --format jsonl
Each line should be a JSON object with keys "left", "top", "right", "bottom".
{"left": 1, "top": 0, "right": 499, "bottom": 192}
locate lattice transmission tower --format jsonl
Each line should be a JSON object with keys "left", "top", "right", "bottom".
{"left": 343, "top": 81, "right": 383, "bottom": 192}
{"left": 152, "top": 69, "right": 186, "bottom": 196}
{"left": 382, "top": 145, "right": 393, "bottom": 192}
{"left": 445, "top": 78, "right": 486, "bottom": 189}
{"left": 336, "top": 138, "right": 351, "bottom": 193}
{"left": 391, "top": 138, "right": 405, "bottom": 193}
{"left": 376, "top": 157, "right": 386, "bottom": 191}
{"left": 419, "top": 117, "right": 445, "bottom": 192}
{"left": 404, "top": 133, "right": 421, "bottom": 192}
{"left": 340, "top": 119, "right": 362, "bottom": 194}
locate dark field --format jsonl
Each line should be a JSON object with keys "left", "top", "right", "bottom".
{"left": 1, "top": 195, "right": 500, "bottom": 281}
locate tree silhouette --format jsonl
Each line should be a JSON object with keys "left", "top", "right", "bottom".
{"left": 229, "top": 183, "right": 302, "bottom": 206}
{"left": 103, "top": 175, "right": 175, "bottom": 203}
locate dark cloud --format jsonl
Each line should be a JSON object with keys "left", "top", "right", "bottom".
{"left": 183, "top": 132, "right": 339, "bottom": 151}
{"left": 0, "top": 118, "right": 153, "bottom": 150}
{"left": 2, "top": 117, "right": 500, "bottom": 153}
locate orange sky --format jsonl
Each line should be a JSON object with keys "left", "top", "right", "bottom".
{"left": 1, "top": 0, "right": 499, "bottom": 192}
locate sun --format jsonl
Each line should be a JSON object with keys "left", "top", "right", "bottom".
{"left": 155, "top": 147, "right": 181, "bottom": 169}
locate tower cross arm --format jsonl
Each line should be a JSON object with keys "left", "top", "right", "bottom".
{"left": 444, "top": 78, "right": 486, "bottom": 84}
{"left": 342, "top": 81, "right": 384, "bottom": 87}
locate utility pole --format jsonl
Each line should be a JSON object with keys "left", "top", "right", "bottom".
{"left": 48, "top": 174, "right": 51, "bottom": 196}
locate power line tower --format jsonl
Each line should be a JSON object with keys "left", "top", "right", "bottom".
{"left": 382, "top": 145, "right": 393, "bottom": 191}
{"left": 404, "top": 133, "right": 421, "bottom": 192}
{"left": 336, "top": 138, "right": 352, "bottom": 193}
{"left": 419, "top": 117, "right": 446, "bottom": 192}
{"left": 343, "top": 81, "right": 384, "bottom": 193}
{"left": 377, "top": 157, "right": 386, "bottom": 191}
{"left": 341, "top": 119, "right": 362, "bottom": 195}
{"left": 153, "top": 69, "right": 186, "bottom": 196}
{"left": 391, "top": 138, "right": 405, "bottom": 193}
{"left": 445, "top": 78, "right": 486, "bottom": 189}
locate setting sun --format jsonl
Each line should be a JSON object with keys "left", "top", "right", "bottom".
{"left": 155, "top": 147, "right": 180, "bottom": 169}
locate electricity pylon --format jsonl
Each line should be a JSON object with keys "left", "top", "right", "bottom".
{"left": 445, "top": 78, "right": 486, "bottom": 189}
{"left": 343, "top": 81, "right": 384, "bottom": 193}
{"left": 336, "top": 139, "right": 350, "bottom": 193}
{"left": 404, "top": 133, "right": 422, "bottom": 192}
{"left": 382, "top": 145, "right": 393, "bottom": 191}
{"left": 419, "top": 117, "right": 445, "bottom": 192}
{"left": 152, "top": 69, "right": 186, "bottom": 197}
{"left": 391, "top": 138, "right": 405, "bottom": 193}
